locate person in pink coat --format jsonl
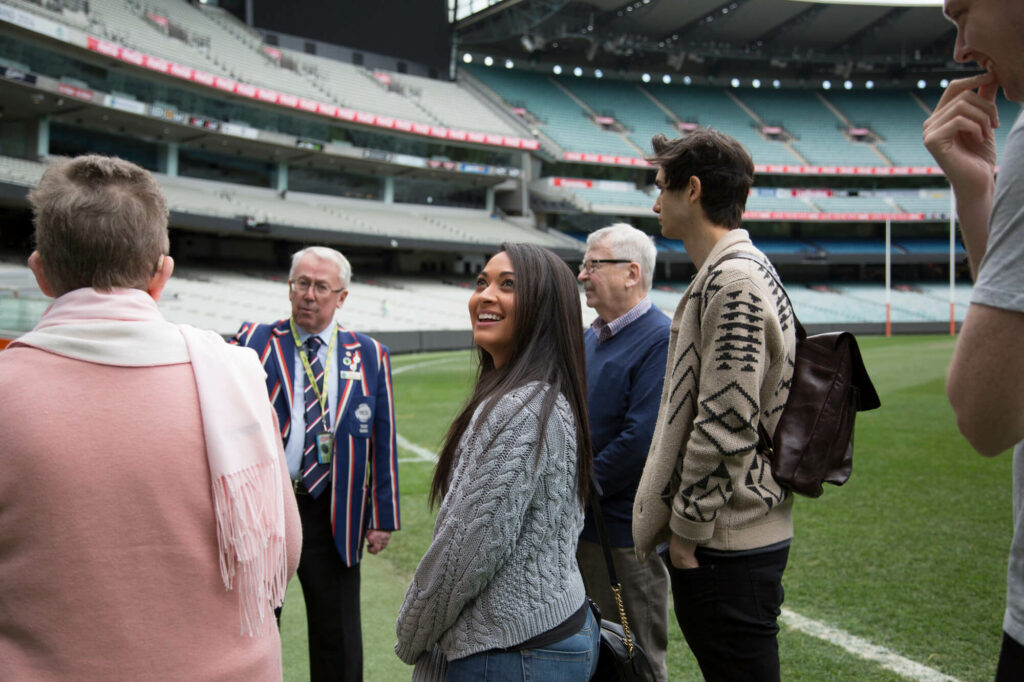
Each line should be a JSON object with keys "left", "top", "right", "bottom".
{"left": 0, "top": 155, "right": 301, "bottom": 681}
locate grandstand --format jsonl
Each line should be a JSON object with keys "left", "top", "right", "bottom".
{"left": 0, "top": 0, "right": 1005, "bottom": 350}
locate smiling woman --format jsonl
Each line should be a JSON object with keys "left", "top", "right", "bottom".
{"left": 468, "top": 251, "right": 516, "bottom": 368}
{"left": 395, "top": 242, "right": 598, "bottom": 681}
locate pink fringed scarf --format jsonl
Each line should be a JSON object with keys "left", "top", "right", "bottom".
{"left": 14, "top": 288, "right": 287, "bottom": 637}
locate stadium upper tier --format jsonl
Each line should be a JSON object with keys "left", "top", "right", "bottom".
{"left": 0, "top": 155, "right": 579, "bottom": 252}
{"left": 0, "top": 0, "right": 532, "bottom": 142}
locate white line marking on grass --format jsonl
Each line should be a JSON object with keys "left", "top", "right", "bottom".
{"left": 391, "top": 356, "right": 464, "bottom": 376}
{"left": 393, "top": 355, "right": 465, "bottom": 463}
{"left": 781, "top": 609, "right": 961, "bottom": 682}
{"left": 396, "top": 433, "right": 437, "bottom": 463}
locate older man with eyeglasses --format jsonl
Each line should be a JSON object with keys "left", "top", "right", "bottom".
{"left": 232, "top": 246, "right": 400, "bottom": 682}
{"left": 576, "top": 223, "right": 672, "bottom": 682}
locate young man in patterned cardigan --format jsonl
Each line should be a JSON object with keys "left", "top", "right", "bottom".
{"left": 633, "top": 128, "right": 798, "bottom": 681}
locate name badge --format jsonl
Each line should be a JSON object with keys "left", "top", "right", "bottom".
{"left": 352, "top": 399, "right": 373, "bottom": 438}
{"left": 339, "top": 370, "right": 362, "bottom": 381}
{"left": 316, "top": 433, "right": 333, "bottom": 465}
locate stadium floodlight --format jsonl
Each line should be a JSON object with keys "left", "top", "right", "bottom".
{"left": 822, "top": 79, "right": 832, "bottom": 90}
{"left": 730, "top": 78, "right": 740, "bottom": 88}
{"left": 505, "top": 59, "right": 514, "bottom": 69}
{"left": 642, "top": 73, "right": 652, "bottom": 82}
{"left": 683, "top": 75, "right": 692, "bottom": 85}
{"left": 752, "top": 78, "right": 761, "bottom": 88}
{"left": 917, "top": 79, "right": 927, "bottom": 89}
{"left": 772, "top": 79, "right": 781, "bottom": 88}
{"left": 595, "top": 68, "right": 604, "bottom": 78}
{"left": 662, "top": 74, "right": 671, "bottom": 84}
{"left": 484, "top": 56, "right": 494, "bottom": 67}
{"left": 553, "top": 65, "right": 563, "bottom": 75}
{"left": 844, "top": 80, "right": 853, "bottom": 90}
{"left": 573, "top": 66, "right": 583, "bottom": 77}
{"left": 866, "top": 79, "right": 875, "bottom": 89}
{"left": 462, "top": 53, "right": 472, "bottom": 64}
{"left": 940, "top": 78, "right": 949, "bottom": 87}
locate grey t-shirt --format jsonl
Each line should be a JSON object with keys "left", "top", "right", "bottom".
{"left": 971, "top": 106, "right": 1024, "bottom": 646}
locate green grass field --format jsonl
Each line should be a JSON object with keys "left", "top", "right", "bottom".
{"left": 282, "top": 336, "right": 1012, "bottom": 681}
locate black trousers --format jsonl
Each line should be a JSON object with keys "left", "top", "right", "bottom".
{"left": 996, "top": 631, "right": 1024, "bottom": 682}
{"left": 292, "top": 490, "right": 363, "bottom": 682}
{"left": 666, "top": 545, "right": 789, "bottom": 682}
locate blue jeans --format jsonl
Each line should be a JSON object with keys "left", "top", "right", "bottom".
{"left": 445, "top": 607, "right": 600, "bottom": 682}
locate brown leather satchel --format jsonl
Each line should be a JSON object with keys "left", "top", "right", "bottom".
{"left": 712, "top": 252, "right": 881, "bottom": 497}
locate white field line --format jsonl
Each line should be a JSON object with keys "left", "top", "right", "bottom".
{"left": 396, "top": 433, "right": 438, "bottom": 463}
{"left": 393, "top": 355, "right": 464, "bottom": 462}
{"left": 781, "top": 608, "right": 961, "bottom": 682}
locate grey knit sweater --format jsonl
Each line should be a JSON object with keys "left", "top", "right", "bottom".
{"left": 395, "top": 382, "right": 586, "bottom": 673}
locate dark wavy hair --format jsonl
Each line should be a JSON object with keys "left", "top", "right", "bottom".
{"left": 649, "top": 128, "right": 754, "bottom": 229}
{"left": 430, "top": 243, "right": 593, "bottom": 508}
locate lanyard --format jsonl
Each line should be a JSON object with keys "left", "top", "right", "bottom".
{"left": 290, "top": 318, "right": 337, "bottom": 432}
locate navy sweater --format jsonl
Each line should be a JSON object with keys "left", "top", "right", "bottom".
{"left": 581, "top": 305, "right": 671, "bottom": 547}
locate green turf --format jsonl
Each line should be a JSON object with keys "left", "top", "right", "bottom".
{"left": 282, "top": 335, "right": 1011, "bottom": 681}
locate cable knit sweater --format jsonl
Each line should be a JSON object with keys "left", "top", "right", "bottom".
{"left": 395, "top": 382, "right": 586, "bottom": 673}
{"left": 633, "top": 229, "right": 797, "bottom": 560}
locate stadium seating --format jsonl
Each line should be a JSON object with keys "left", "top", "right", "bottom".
{"left": 557, "top": 77, "right": 676, "bottom": 154}
{"left": 735, "top": 89, "right": 884, "bottom": 167}
{"left": 824, "top": 91, "right": 936, "bottom": 166}
{"left": 389, "top": 71, "right": 522, "bottom": 137}
{"left": 643, "top": 84, "right": 803, "bottom": 166}
{"left": 466, "top": 66, "right": 641, "bottom": 156}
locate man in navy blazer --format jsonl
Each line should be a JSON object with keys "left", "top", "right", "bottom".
{"left": 233, "top": 246, "right": 400, "bottom": 681}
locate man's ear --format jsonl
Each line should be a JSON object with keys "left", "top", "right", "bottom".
{"left": 688, "top": 176, "right": 702, "bottom": 204}
{"left": 146, "top": 255, "right": 174, "bottom": 302}
{"left": 625, "top": 261, "right": 643, "bottom": 289}
{"left": 27, "top": 251, "right": 56, "bottom": 298}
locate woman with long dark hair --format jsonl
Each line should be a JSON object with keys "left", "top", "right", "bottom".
{"left": 395, "top": 243, "right": 597, "bottom": 681}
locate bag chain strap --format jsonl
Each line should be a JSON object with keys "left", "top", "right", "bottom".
{"left": 589, "top": 476, "right": 636, "bottom": 659}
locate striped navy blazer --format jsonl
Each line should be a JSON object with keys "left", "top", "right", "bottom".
{"left": 232, "top": 318, "right": 400, "bottom": 566}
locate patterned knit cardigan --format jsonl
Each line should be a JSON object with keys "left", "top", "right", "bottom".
{"left": 633, "top": 229, "right": 798, "bottom": 560}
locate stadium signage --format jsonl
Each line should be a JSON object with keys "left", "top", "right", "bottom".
{"left": 744, "top": 211, "right": 927, "bottom": 221}
{"left": 0, "top": 65, "right": 36, "bottom": 85}
{"left": 221, "top": 122, "right": 260, "bottom": 140}
{"left": 79, "top": 37, "right": 542, "bottom": 152}
{"left": 148, "top": 105, "right": 187, "bottom": 124}
{"left": 57, "top": 82, "right": 94, "bottom": 101}
{"left": 562, "top": 151, "right": 943, "bottom": 176}
{"left": 188, "top": 116, "right": 220, "bottom": 132}
{"left": 297, "top": 139, "right": 325, "bottom": 152}
{"left": 104, "top": 95, "right": 148, "bottom": 115}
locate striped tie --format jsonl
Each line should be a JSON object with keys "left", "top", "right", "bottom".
{"left": 301, "top": 336, "right": 331, "bottom": 498}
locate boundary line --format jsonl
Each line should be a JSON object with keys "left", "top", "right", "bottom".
{"left": 781, "top": 609, "right": 961, "bottom": 681}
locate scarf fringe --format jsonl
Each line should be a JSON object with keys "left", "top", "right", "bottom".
{"left": 212, "top": 460, "right": 288, "bottom": 637}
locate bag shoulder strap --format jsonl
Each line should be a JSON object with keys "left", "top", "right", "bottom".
{"left": 710, "top": 251, "right": 806, "bottom": 340}
{"left": 588, "top": 477, "right": 638, "bottom": 658}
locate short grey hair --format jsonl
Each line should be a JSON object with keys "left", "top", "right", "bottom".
{"left": 586, "top": 223, "right": 657, "bottom": 291}
{"left": 28, "top": 155, "right": 169, "bottom": 295}
{"left": 290, "top": 246, "right": 352, "bottom": 288}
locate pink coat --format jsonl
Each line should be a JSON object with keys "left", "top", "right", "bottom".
{"left": 0, "top": 347, "right": 302, "bottom": 681}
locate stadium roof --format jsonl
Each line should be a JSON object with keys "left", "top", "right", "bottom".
{"left": 453, "top": 0, "right": 962, "bottom": 82}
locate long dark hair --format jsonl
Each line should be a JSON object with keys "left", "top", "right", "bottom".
{"left": 430, "top": 243, "right": 593, "bottom": 508}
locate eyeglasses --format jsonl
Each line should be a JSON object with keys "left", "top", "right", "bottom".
{"left": 578, "top": 259, "right": 631, "bottom": 274}
{"left": 289, "top": 278, "right": 345, "bottom": 297}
